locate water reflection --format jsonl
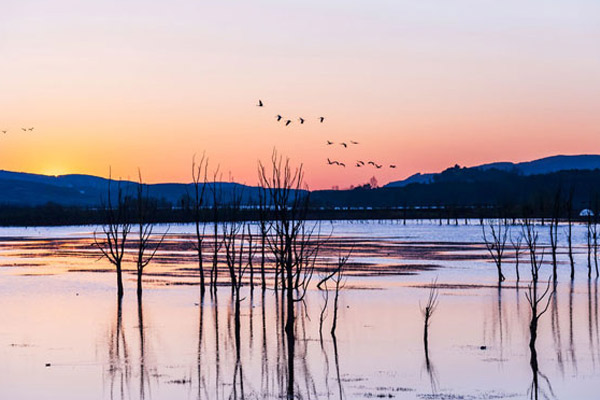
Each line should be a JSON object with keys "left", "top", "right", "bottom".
{"left": 106, "top": 298, "right": 130, "bottom": 400}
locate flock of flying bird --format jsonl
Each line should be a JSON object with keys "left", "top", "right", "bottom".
{"left": 257, "top": 99, "right": 396, "bottom": 171}
{"left": 258, "top": 99, "right": 325, "bottom": 127}
{"left": 1, "top": 127, "right": 35, "bottom": 134}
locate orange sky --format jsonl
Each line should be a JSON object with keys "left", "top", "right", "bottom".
{"left": 1, "top": 0, "right": 599, "bottom": 189}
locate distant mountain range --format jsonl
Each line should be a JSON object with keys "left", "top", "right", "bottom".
{"left": 0, "top": 170, "right": 261, "bottom": 207}
{"left": 2, "top": 154, "right": 600, "bottom": 208}
{"left": 385, "top": 155, "right": 600, "bottom": 188}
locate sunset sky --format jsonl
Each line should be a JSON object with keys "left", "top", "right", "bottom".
{"left": 1, "top": 0, "right": 599, "bottom": 189}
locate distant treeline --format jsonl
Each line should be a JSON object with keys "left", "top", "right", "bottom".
{"left": 2, "top": 168, "right": 600, "bottom": 226}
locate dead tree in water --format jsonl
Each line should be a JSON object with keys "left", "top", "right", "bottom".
{"left": 209, "top": 167, "right": 224, "bottom": 295}
{"left": 549, "top": 187, "right": 561, "bottom": 281}
{"left": 523, "top": 214, "right": 555, "bottom": 400}
{"left": 258, "top": 150, "right": 321, "bottom": 399}
{"left": 191, "top": 154, "right": 209, "bottom": 296}
{"left": 565, "top": 189, "right": 575, "bottom": 280}
{"left": 94, "top": 173, "right": 131, "bottom": 299}
{"left": 511, "top": 232, "right": 524, "bottom": 283}
{"left": 482, "top": 219, "right": 509, "bottom": 283}
{"left": 257, "top": 187, "right": 271, "bottom": 292}
{"left": 522, "top": 218, "right": 543, "bottom": 284}
{"left": 330, "top": 252, "right": 350, "bottom": 336}
{"left": 421, "top": 280, "right": 439, "bottom": 369}
{"left": 134, "top": 170, "right": 168, "bottom": 297}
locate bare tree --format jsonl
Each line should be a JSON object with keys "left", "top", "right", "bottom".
{"left": 94, "top": 173, "right": 131, "bottom": 299}
{"left": 565, "top": 188, "right": 575, "bottom": 280}
{"left": 421, "top": 280, "right": 439, "bottom": 370}
{"left": 549, "top": 187, "right": 561, "bottom": 281}
{"left": 258, "top": 150, "right": 322, "bottom": 399}
{"left": 134, "top": 170, "right": 168, "bottom": 297}
{"left": 257, "top": 187, "right": 271, "bottom": 291}
{"left": 330, "top": 252, "right": 350, "bottom": 336}
{"left": 482, "top": 219, "right": 509, "bottom": 283}
{"left": 209, "top": 167, "right": 224, "bottom": 295}
{"left": 511, "top": 232, "right": 524, "bottom": 283}
{"left": 191, "top": 154, "right": 209, "bottom": 296}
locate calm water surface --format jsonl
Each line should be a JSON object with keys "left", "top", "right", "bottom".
{"left": 0, "top": 220, "right": 599, "bottom": 399}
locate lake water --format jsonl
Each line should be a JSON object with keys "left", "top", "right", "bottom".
{"left": 0, "top": 220, "right": 599, "bottom": 399}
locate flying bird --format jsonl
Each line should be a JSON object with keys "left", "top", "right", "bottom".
{"left": 276, "top": 115, "right": 283, "bottom": 121}
{"left": 375, "top": 164, "right": 382, "bottom": 169}
{"left": 298, "top": 117, "right": 305, "bottom": 124}
{"left": 390, "top": 165, "right": 397, "bottom": 168}
{"left": 350, "top": 141, "right": 359, "bottom": 145}
{"left": 340, "top": 142, "right": 347, "bottom": 148}
{"left": 1, "top": 130, "right": 6, "bottom": 134}
{"left": 285, "top": 120, "right": 292, "bottom": 126}
{"left": 358, "top": 160, "right": 365, "bottom": 165}
{"left": 327, "top": 158, "right": 334, "bottom": 165}
{"left": 21, "top": 128, "right": 27, "bottom": 132}
{"left": 28, "top": 127, "right": 34, "bottom": 131}
{"left": 257, "top": 100, "right": 263, "bottom": 107}
{"left": 326, "top": 140, "right": 334, "bottom": 145}
{"left": 339, "top": 162, "right": 346, "bottom": 167}
{"left": 355, "top": 163, "right": 362, "bottom": 167}
{"left": 319, "top": 117, "right": 325, "bottom": 123}
{"left": 368, "top": 161, "right": 375, "bottom": 166}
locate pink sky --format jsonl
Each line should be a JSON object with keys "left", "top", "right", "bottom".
{"left": 1, "top": 0, "right": 599, "bottom": 189}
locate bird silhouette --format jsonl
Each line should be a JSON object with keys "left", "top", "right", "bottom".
{"left": 285, "top": 120, "right": 292, "bottom": 126}
{"left": 327, "top": 158, "right": 334, "bottom": 165}
{"left": 298, "top": 117, "right": 305, "bottom": 124}
{"left": 355, "top": 163, "right": 362, "bottom": 167}
{"left": 326, "top": 140, "right": 334, "bottom": 145}
{"left": 28, "top": 127, "right": 34, "bottom": 131}
{"left": 340, "top": 142, "right": 347, "bottom": 148}
{"left": 257, "top": 100, "right": 263, "bottom": 107}
{"left": 339, "top": 162, "right": 346, "bottom": 167}
{"left": 375, "top": 164, "right": 382, "bottom": 169}
{"left": 350, "top": 140, "right": 359, "bottom": 145}
{"left": 358, "top": 160, "right": 365, "bottom": 165}
{"left": 319, "top": 117, "right": 325, "bottom": 123}
{"left": 367, "top": 161, "right": 375, "bottom": 166}
{"left": 21, "top": 128, "right": 27, "bottom": 132}
{"left": 390, "top": 165, "right": 396, "bottom": 168}
{"left": 276, "top": 115, "right": 283, "bottom": 121}
{"left": 1, "top": 130, "right": 6, "bottom": 134}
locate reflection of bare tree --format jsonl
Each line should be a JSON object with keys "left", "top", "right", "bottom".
{"left": 197, "top": 296, "right": 206, "bottom": 400}
{"left": 526, "top": 279, "right": 555, "bottom": 400}
{"left": 550, "top": 281, "right": 564, "bottom": 375}
{"left": 524, "top": 230, "right": 555, "bottom": 400}
{"left": 568, "top": 279, "right": 577, "bottom": 372}
{"left": 331, "top": 331, "right": 344, "bottom": 400}
{"left": 137, "top": 296, "right": 149, "bottom": 400}
{"left": 588, "top": 279, "right": 597, "bottom": 368}
{"left": 107, "top": 298, "right": 130, "bottom": 400}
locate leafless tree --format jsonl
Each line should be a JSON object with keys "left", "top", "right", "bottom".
{"left": 511, "top": 232, "right": 524, "bottom": 283}
{"left": 482, "top": 219, "right": 509, "bottom": 283}
{"left": 330, "top": 252, "right": 350, "bottom": 336}
{"left": 257, "top": 187, "right": 271, "bottom": 291}
{"left": 192, "top": 154, "right": 209, "bottom": 296}
{"left": 549, "top": 187, "right": 561, "bottom": 281}
{"left": 258, "top": 150, "right": 322, "bottom": 399}
{"left": 94, "top": 173, "right": 131, "bottom": 299}
{"left": 421, "top": 279, "right": 439, "bottom": 369}
{"left": 134, "top": 170, "right": 168, "bottom": 297}
{"left": 565, "top": 188, "right": 575, "bottom": 280}
{"left": 209, "top": 167, "right": 224, "bottom": 295}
